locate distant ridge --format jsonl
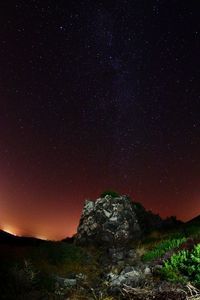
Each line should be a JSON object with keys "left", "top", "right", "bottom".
{"left": 0, "top": 229, "right": 46, "bottom": 246}
{"left": 186, "top": 215, "right": 200, "bottom": 224}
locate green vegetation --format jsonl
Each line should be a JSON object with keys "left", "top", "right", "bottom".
{"left": 2, "top": 210, "right": 200, "bottom": 298}
{"left": 100, "top": 190, "right": 120, "bottom": 198}
{"left": 140, "top": 224, "right": 200, "bottom": 287}
{"left": 160, "top": 244, "right": 200, "bottom": 286}
{"left": 142, "top": 237, "right": 186, "bottom": 262}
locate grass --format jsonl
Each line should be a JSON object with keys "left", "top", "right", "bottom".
{"left": 140, "top": 224, "right": 200, "bottom": 287}
{"left": 142, "top": 237, "right": 187, "bottom": 262}
{"left": 2, "top": 222, "right": 200, "bottom": 298}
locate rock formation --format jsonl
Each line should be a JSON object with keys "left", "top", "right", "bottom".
{"left": 75, "top": 194, "right": 164, "bottom": 248}
{"left": 76, "top": 194, "right": 141, "bottom": 247}
{"left": 61, "top": 194, "right": 186, "bottom": 299}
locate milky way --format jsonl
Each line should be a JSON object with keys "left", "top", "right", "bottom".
{"left": 0, "top": 1, "right": 199, "bottom": 239}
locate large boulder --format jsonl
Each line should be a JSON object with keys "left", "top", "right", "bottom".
{"left": 75, "top": 195, "right": 141, "bottom": 247}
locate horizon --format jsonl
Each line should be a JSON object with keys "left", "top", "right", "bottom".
{"left": 1, "top": 193, "right": 199, "bottom": 241}
{"left": 0, "top": 1, "right": 199, "bottom": 241}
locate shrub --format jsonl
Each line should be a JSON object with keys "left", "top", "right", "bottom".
{"left": 160, "top": 243, "right": 200, "bottom": 286}
{"left": 160, "top": 266, "right": 185, "bottom": 283}
{"left": 100, "top": 190, "right": 120, "bottom": 198}
{"left": 142, "top": 237, "right": 186, "bottom": 262}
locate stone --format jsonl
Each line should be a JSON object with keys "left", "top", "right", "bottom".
{"left": 55, "top": 276, "right": 77, "bottom": 288}
{"left": 108, "top": 247, "right": 125, "bottom": 261}
{"left": 75, "top": 195, "right": 142, "bottom": 247}
{"left": 121, "top": 266, "right": 136, "bottom": 274}
{"left": 75, "top": 194, "right": 170, "bottom": 248}
{"left": 108, "top": 267, "right": 145, "bottom": 292}
{"left": 63, "top": 278, "right": 76, "bottom": 287}
{"left": 152, "top": 264, "right": 163, "bottom": 274}
{"left": 55, "top": 276, "right": 77, "bottom": 296}
{"left": 127, "top": 249, "right": 137, "bottom": 258}
{"left": 116, "top": 260, "right": 126, "bottom": 268}
{"left": 144, "top": 266, "right": 151, "bottom": 275}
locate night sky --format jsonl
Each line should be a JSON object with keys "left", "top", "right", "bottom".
{"left": 0, "top": 1, "right": 199, "bottom": 240}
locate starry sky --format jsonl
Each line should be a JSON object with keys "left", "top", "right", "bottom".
{"left": 0, "top": 0, "right": 199, "bottom": 240}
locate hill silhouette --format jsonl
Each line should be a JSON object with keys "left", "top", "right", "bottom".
{"left": 186, "top": 215, "right": 200, "bottom": 225}
{"left": 0, "top": 230, "right": 45, "bottom": 246}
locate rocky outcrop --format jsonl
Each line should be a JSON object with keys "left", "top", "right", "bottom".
{"left": 75, "top": 195, "right": 141, "bottom": 247}
{"left": 74, "top": 194, "right": 187, "bottom": 299}
{"left": 75, "top": 194, "right": 168, "bottom": 248}
{"left": 57, "top": 194, "right": 188, "bottom": 299}
{"left": 75, "top": 194, "right": 183, "bottom": 249}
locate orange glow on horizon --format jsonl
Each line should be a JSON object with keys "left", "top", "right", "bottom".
{"left": 1, "top": 225, "right": 18, "bottom": 236}
{"left": 34, "top": 234, "right": 48, "bottom": 240}
{"left": 0, "top": 188, "right": 198, "bottom": 240}
{"left": 0, "top": 221, "right": 73, "bottom": 240}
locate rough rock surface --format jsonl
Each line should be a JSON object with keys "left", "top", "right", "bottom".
{"left": 73, "top": 194, "right": 186, "bottom": 299}
{"left": 75, "top": 195, "right": 141, "bottom": 247}
{"left": 107, "top": 266, "right": 146, "bottom": 292}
